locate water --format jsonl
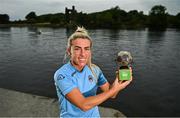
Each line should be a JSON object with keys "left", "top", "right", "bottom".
{"left": 0, "top": 27, "right": 180, "bottom": 116}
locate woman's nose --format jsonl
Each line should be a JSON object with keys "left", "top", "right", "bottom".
{"left": 80, "top": 49, "right": 86, "bottom": 56}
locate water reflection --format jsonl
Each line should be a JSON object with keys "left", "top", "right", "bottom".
{"left": 0, "top": 27, "right": 12, "bottom": 52}
{"left": 0, "top": 26, "right": 11, "bottom": 32}
{"left": 27, "top": 27, "right": 39, "bottom": 38}
{"left": 147, "top": 30, "right": 166, "bottom": 43}
{"left": 145, "top": 30, "right": 166, "bottom": 63}
{"left": 65, "top": 29, "right": 74, "bottom": 37}
{"left": 0, "top": 27, "right": 12, "bottom": 39}
{"left": 27, "top": 26, "right": 41, "bottom": 34}
{"left": 107, "top": 29, "right": 120, "bottom": 40}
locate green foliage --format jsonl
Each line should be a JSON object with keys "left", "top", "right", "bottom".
{"left": 148, "top": 5, "right": 168, "bottom": 30}
{"left": 25, "top": 11, "right": 37, "bottom": 23}
{"left": 126, "top": 10, "right": 147, "bottom": 29}
{"left": 7, "top": 5, "right": 180, "bottom": 29}
{"left": 85, "top": 6, "right": 129, "bottom": 28}
{"left": 175, "top": 13, "right": 180, "bottom": 28}
{"left": 0, "top": 14, "right": 9, "bottom": 23}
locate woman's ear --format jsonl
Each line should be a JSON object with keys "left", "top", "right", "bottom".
{"left": 67, "top": 48, "right": 71, "bottom": 56}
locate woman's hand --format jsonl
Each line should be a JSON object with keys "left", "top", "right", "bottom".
{"left": 111, "top": 67, "right": 133, "bottom": 98}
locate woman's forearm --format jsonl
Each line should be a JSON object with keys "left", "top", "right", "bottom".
{"left": 81, "top": 88, "right": 116, "bottom": 111}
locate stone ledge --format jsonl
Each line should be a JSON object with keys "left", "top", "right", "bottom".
{"left": 0, "top": 88, "right": 125, "bottom": 117}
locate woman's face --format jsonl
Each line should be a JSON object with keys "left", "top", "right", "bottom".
{"left": 68, "top": 38, "right": 91, "bottom": 71}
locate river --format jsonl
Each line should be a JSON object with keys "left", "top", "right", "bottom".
{"left": 0, "top": 27, "right": 180, "bottom": 116}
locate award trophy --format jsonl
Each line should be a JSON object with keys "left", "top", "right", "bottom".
{"left": 116, "top": 51, "right": 133, "bottom": 81}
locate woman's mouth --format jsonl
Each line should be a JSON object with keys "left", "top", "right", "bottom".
{"left": 79, "top": 58, "right": 86, "bottom": 61}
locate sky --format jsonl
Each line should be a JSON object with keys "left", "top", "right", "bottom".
{"left": 1, "top": 0, "right": 180, "bottom": 21}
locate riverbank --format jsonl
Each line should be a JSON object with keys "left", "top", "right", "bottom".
{"left": 0, "top": 88, "right": 125, "bottom": 117}
{"left": 0, "top": 23, "right": 65, "bottom": 28}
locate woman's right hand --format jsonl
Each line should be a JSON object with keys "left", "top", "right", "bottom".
{"left": 111, "top": 69, "right": 133, "bottom": 98}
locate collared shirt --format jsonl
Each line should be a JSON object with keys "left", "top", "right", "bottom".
{"left": 54, "top": 62, "right": 107, "bottom": 117}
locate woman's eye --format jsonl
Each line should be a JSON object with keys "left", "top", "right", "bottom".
{"left": 85, "top": 47, "right": 90, "bottom": 50}
{"left": 74, "top": 48, "right": 80, "bottom": 50}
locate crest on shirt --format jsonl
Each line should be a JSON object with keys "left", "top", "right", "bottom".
{"left": 88, "top": 75, "right": 94, "bottom": 82}
{"left": 57, "top": 74, "right": 65, "bottom": 80}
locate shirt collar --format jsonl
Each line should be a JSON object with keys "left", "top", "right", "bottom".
{"left": 68, "top": 61, "right": 88, "bottom": 73}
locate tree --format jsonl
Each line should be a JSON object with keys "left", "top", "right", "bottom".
{"left": 175, "top": 13, "right": 180, "bottom": 28}
{"left": 25, "top": 11, "right": 37, "bottom": 23}
{"left": 0, "top": 14, "right": 9, "bottom": 23}
{"left": 148, "top": 5, "right": 168, "bottom": 30}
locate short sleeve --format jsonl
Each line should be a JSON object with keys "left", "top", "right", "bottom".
{"left": 54, "top": 72, "right": 77, "bottom": 96}
{"left": 97, "top": 69, "right": 107, "bottom": 86}
{"left": 92, "top": 65, "right": 107, "bottom": 87}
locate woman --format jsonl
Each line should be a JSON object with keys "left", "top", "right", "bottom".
{"left": 54, "top": 27, "right": 132, "bottom": 117}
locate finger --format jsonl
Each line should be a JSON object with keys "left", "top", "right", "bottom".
{"left": 129, "top": 67, "right": 133, "bottom": 80}
{"left": 115, "top": 77, "right": 119, "bottom": 82}
{"left": 122, "top": 80, "right": 131, "bottom": 86}
{"left": 115, "top": 74, "right": 119, "bottom": 80}
{"left": 114, "top": 77, "right": 119, "bottom": 84}
{"left": 119, "top": 80, "right": 123, "bottom": 84}
{"left": 116, "top": 71, "right": 119, "bottom": 78}
{"left": 129, "top": 76, "right": 133, "bottom": 83}
{"left": 130, "top": 67, "right": 132, "bottom": 73}
{"left": 116, "top": 73, "right": 120, "bottom": 81}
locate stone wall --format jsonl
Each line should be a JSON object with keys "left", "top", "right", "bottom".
{"left": 0, "top": 88, "right": 125, "bottom": 117}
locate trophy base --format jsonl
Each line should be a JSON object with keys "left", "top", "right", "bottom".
{"left": 119, "top": 69, "right": 131, "bottom": 81}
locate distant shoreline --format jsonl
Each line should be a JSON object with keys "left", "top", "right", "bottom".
{"left": 0, "top": 23, "right": 146, "bottom": 30}
{"left": 1, "top": 23, "right": 180, "bottom": 31}
{"left": 0, "top": 23, "right": 66, "bottom": 28}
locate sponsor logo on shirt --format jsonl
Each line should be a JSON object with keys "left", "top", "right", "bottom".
{"left": 57, "top": 74, "right": 65, "bottom": 80}
{"left": 88, "top": 75, "right": 94, "bottom": 82}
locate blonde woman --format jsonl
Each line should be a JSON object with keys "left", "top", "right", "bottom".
{"left": 54, "top": 27, "right": 132, "bottom": 117}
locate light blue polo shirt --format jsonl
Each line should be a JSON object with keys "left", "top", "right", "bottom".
{"left": 54, "top": 62, "right": 107, "bottom": 117}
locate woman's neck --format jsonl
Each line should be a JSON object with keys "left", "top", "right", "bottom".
{"left": 70, "top": 61, "right": 84, "bottom": 72}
